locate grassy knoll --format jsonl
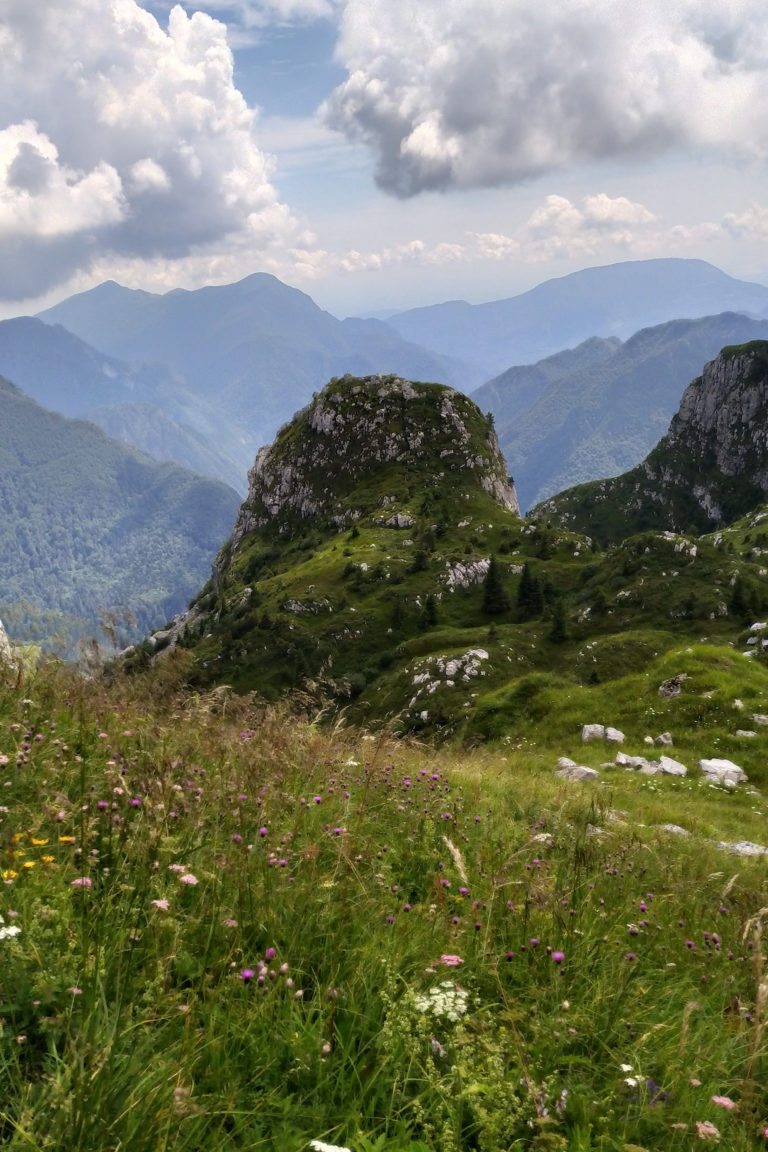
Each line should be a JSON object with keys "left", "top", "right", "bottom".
{"left": 0, "top": 654, "right": 767, "bottom": 1151}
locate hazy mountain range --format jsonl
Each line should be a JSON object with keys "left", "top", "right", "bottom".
{"left": 0, "top": 374, "right": 239, "bottom": 646}
{"left": 475, "top": 312, "right": 768, "bottom": 511}
{"left": 386, "top": 258, "right": 768, "bottom": 377}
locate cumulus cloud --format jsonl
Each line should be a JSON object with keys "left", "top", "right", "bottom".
{"left": 0, "top": 0, "right": 294, "bottom": 299}
{"left": 324, "top": 0, "right": 768, "bottom": 196}
{"left": 286, "top": 191, "right": 729, "bottom": 281}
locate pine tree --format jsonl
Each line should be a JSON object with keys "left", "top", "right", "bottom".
{"left": 549, "top": 598, "right": 568, "bottom": 643}
{"left": 482, "top": 556, "right": 510, "bottom": 615}
{"left": 517, "top": 562, "right": 543, "bottom": 620}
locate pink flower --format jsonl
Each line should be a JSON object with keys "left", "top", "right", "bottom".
{"left": 711, "top": 1096, "right": 737, "bottom": 1110}
{"left": 439, "top": 954, "right": 464, "bottom": 967}
{"left": 695, "top": 1120, "right": 720, "bottom": 1141}
{"left": 179, "top": 873, "right": 198, "bottom": 885}
{"left": 151, "top": 899, "right": 170, "bottom": 911}
{"left": 71, "top": 877, "right": 92, "bottom": 888}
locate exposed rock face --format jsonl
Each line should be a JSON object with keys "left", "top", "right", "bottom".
{"left": 534, "top": 342, "right": 768, "bottom": 542}
{"left": 0, "top": 620, "right": 17, "bottom": 671}
{"left": 217, "top": 373, "right": 519, "bottom": 578}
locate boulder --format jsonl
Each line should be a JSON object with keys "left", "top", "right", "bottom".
{"left": 700, "top": 758, "right": 748, "bottom": 785}
{"left": 615, "top": 752, "right": 650, "bottom": 770}
{"left": 557, "top": 756, "right": 577, "bottom": 768}
{"left": 605, "top": 727, "right": 625, "bottom": 744}
{"left": 654, "top": 732, "right": 674, "bottom": 747}
{"left": 658, "top": 674, "right": 688, "bottom": 699}
{"left": 659, "top": 755, "right": 687, "bottom": 777}
{"left": 752, "top": 714, "right": 768, "bottom": 726}
{"left": 555, "top": 765, "right": 599, "bottom": 782}
{"left": 582, "top": 724, "right": 605, "bottom": 742}
{"left": 735, "top": 730, "right": 757, "bottom": 738}
{"left": 657, "top": 824, "right": 691, "bottom": 837}
{"left": 716, "top": 840, "right": 767, "bottom": 857}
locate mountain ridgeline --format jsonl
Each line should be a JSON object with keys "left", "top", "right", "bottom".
{"left": 133, "top": 357, "right": 768, "bottom": 739}
{"left": 535, "top": 341, "right": 768, "bottom": 544}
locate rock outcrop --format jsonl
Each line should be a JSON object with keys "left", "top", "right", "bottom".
{"left": 219, "top": 374, "right": 518, "bottom": 574}
{"left": 533, "top": 342, "right": 768, "bottom": 543}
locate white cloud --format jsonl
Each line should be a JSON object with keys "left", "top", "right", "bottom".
{"left": 324, "top": 0, "right": 768, "bottom": 196}
{"left": 0, "top": 0, "right": 295, "bottom": 299}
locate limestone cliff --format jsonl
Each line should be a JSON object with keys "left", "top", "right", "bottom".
{"left": 533, "top": 342, "right": 768, "bottom": 543}
{"left": 217, "top": 373, "right": 518, "bottom": 577}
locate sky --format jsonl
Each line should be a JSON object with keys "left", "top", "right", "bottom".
{"left": 2, "top": 0, "right": 768, "bottom": 320}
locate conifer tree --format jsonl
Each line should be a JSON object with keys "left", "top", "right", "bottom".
{"left": 482, "top": 555, "right": 510, "bottom": 615}
{"left": 517, "top": 562, "right": 543, "bottom": 620}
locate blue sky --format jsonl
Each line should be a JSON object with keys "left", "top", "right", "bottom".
{"left": 2, "top": 0, "right": 768, "bottom": 319}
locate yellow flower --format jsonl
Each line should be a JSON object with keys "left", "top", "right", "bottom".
{"left": 11, "top": 833, "right": 24, "bottom": 844}
{"left": 58, "top": 836, "right": 75, "bottom": 844}
{"left": 12, "top": 850, "right": 26, "bottom": 860}
{"left": 41, "top": 855, "right": 55, "bottom": 864}
{"left": 2, "top": 870, "right": 17, "bottom": 880}
{"left": 30, "top": 838, "right": 48, "bottom": 846}
{"left": 22, "top": 861, "right": 35, "bottom": 869}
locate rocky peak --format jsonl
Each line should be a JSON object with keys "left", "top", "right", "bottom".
{"left": 534, "top": 341, "right": 768, "bottom": 542}
{"left": 221, "top": 373, "right": 518, "bottom": 563}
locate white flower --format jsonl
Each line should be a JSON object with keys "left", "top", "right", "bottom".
{"left": 0, "top": 915, "right": 20, "bottom": 941}
{"left": 619, "top": 1064, "right": 634, "bottom": 1073}
{"left": 309, "top": 1141, "right": 352, "bottom": 1152}
{"left": 414, "top": 980, "right": 470, "bottom": 1022}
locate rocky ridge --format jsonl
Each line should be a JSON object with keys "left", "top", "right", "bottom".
{"left": 218, "top": 373, "right": 518, "bottom": 575}
{"left": 533, "top": 341, "right": 768, "bottom": 543}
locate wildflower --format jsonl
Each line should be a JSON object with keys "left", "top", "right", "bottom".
{"left": 58, "top": 836, "right": 75, "bottom": 843}
{"left": 2, "top": 870, "right": 17, "bottom": 881}
{"left": 439, "top": 954, "right": 464, "bottom": 967}
{"left": 41, "top": 855, "right": 55, "bottom": 864}
{"left": 151, "top": 899, "right": 170, "bottom": 911}
{"left": 222, "top": 918, "right": 238, "bottom": 928}
{"left": 239, "top": 968, "right": 255, "bottom": 982}
{"left": 67, "top": 986, "right": 83, "bottom": 995}
{"left": 71, "top": 877, "right": 92, "bottom": 888}
{"left": 695, "top": 1120, "right": 720, "bottom": 1141}
{"left": 0, "top": 915, "right": 21, "bottom": 941}
{"left": 22, "top": 861, "right": 35, "bottom": 869}
{"left": 552, "top": 951, "right": 565, "bottom": 964}
{"left": 265, "top": 947, "right": 276, "bottom": 960}
{"left": 179, "top": 873, "right": 198, "bottom": 885}
{"left": 30, "top": 838, "right": 48, "bottom": 846}
{"left": 711, "top": 1096, "right": 737, "bottom": 1110}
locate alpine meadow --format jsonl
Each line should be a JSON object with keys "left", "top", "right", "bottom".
{"left": 6, "top": 2, "right": 768, "bottom": 1150}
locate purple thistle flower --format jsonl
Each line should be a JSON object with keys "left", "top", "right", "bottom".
{"left": 240, "top": 968, "right": 255, "bottom": 982}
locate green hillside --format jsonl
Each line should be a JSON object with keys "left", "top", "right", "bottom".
{"left": 0, "top": 376, "right": 240, "bottom": 647}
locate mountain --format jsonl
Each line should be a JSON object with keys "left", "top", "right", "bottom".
{"left": 476, "top": 312, "right": 768, "bottom": 512}
{"left": 126, "top": 369, "right": 768, "bottom": 743}
{"left": 0, "top": 375, "right": 240, "bottom": 646}
{"left": 385, "top": 259, "right": 768, "bottom": 378}
{"left": 37, "top": 274, "right": 481, "bottom": 454}
{"left": 533, "top": 341, "right": 768, "bottom": 543}
{"left": 0, "top": 317, "right": 251, "bottom": 493}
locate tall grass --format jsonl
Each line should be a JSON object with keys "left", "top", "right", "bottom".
{"left": 0, "top": 660, "right": 768, "bottom": 1150}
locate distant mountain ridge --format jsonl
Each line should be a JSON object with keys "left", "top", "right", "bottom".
{"left": 534, "top": 341, "right": 768, "bottom": 542}
{"left": 37, "top": 274, "right": 481, "bottom": 459}
{"left": 385, "top": 259, "right": 768, "bottom": 377}
{"left": 0, "top": 317, "right": 250, "bottom": 493}
{"left": 475, "top": 312, "right": 768, "bottom": 511}
{"left": 0, "top": 374, "right": 240, "bottom": 646}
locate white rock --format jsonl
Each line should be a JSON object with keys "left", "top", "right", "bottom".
{"left": 659, "top": 755, "right": 687, "bottom": 777}
{"left": 555, "top": 765, "right": 599, "bottom": 782}
{"left": 639, "top": 762, "right": 663, "bottom": 776}
{"left": 753, "top": 714, "right": 768, "bottom": 726}
{"left": 657, "top": 824, "right": 691, "bottom": 837}
{"left": 582, "top": 724, "right": 605, "bottom": 742}
{"left": 716, "top": 840, "right": 767, "bottom": 857}
{"left": 615, "top": 753, "right": 649, "bottom": 770}
{"left": 605, "top": 727, "right": 625, "bottom": 744}
{"left": 750, "top": 622, "right": 768, "bottom": 631}
{"left": 654, "top": 732, "right": 674, "bottom": 747}
{"left": 700, "top": 758, "right": 748, "bottom": 784}
{"left": 735, "top": 730, "right": 757, "bottom": 738}
{"left": 643, "top": 736, "right": 654, "bottom": 746}
{"left": 557, "top": 757, "right": 577, "bottom": 768}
